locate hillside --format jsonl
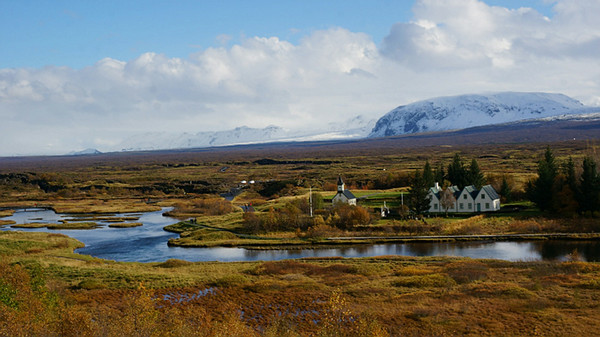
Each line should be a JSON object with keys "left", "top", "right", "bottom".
{"left": 369, "top": 92, "right": 588, "bottom": 137}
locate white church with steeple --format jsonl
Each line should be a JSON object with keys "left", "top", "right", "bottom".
{"left": 332, "top": 176, "right": 357, "bottom": 206}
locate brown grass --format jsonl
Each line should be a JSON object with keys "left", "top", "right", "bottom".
{"left": 0, "top": 220, "right": 16, "bottom": 226}
{"left": 108, "top": 222, "right": 143, "bottom": 228}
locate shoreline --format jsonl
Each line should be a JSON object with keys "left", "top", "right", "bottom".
{"left": 166, "top": 232, "right": 600, "bottom": 250}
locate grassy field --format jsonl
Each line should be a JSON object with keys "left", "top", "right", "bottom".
{"left": 1, "top": 230, "right": 600, "bottom": 336}
{"left": 1, "top": 140, "right": 600, "bottom": 335}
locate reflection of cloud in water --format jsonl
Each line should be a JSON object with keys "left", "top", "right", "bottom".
{"left": 3, "top": 209, "right": 600, "bottom": 262}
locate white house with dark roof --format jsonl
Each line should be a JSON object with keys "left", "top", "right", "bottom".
{"left": 428, "top": 183, "right": 500, "bottom": 213}
{"left": 332, "top": 176, "right": 357, "bottom": 206}
{"left": 474, "top": 185, "right": 501, "bottom": 212}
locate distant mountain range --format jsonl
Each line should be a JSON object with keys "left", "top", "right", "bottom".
{"left": 66, "top": 92, "right": 600, "bottom": 155}
{"left": 368, "top": 92, "right": 590, "bottom": 138}
{"left": 118, "top": 116, "right": 376, "bottom": 152}
{"left": 68, "top": 148, "right": 102, "bottom": 156}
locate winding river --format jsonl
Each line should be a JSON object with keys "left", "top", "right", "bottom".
{"left": 2, "top": 208, "right": 599, "bottom": 263}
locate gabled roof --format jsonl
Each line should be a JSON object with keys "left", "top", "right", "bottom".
{"left": 480, "top": 184, "right": 500, "bottom": 200}
{"left": 462, "top": 185, "right": 478, "bottom": 199}
{"left": 429, "top": 186, "right": 441, "bottom": 200}
{"left": 448, "top": 186, "right": 461, "bottom": 198}
{"left": 340, "top": 190, "right": 356, "bottom": 200}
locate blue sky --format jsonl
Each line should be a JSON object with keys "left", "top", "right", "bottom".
{"left": 1, "top": 0, "right": 598, "bottom": 156}
{"left": 2, "top": 0, "right": 554, "bottom": 69}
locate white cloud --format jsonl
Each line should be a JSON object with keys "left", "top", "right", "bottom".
{"left": 0, "top": 0, "right": 599, "bottom": 156}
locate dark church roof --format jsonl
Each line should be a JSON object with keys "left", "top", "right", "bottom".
{"left": 337, "top": 175, "right": 344, "bottom": 185}
{"left": 338, "top": 190, "right": 356, "bottom": 200}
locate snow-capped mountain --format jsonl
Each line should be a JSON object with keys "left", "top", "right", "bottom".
{"left": 118, "top": 116, "right": 376, "bottom": 152}
{"left": 368, "top": 92, "right": 587, "bottom": 138}
{"left": 67, "top": 148, "right": 102, "bottom": 156}
{"left": 119, "top": 125, "right": 287, "bottom": 152}
{"left": 327, "top": 115, "right": 376, "bottom": 138}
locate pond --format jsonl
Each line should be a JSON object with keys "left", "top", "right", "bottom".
{"left": 2, "top": 208, "right": 600, "bottom": 263}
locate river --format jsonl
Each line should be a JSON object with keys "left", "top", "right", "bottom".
{"left": 1, "top": 208, "right": 599, "bottom": 263}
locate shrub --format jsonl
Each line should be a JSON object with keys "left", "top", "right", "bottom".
{"left": 209, "top": 274, "right": 250, "bottom": 288}
{"left": 304, "top": 223, "right": 342, "bottom": 239}
{"left": 465, "top": 282, "right": 535, "bottom": 299}
{"left": 75, "top": 280, "right": 106, "bottom": 290}
{"left": 445, "top": 261, "right": 488, "bottom": 284}
{"left": 394, "top": 265, "right": 436, "bottom": 276}
{"left": 392, "top": 274, "right": 456, "bottom": 288}
{"left": 508, "top": 219, "right": 543, "bottom": 233}
{"left": 155, "top": 259, "right": 193, "bottom": 268}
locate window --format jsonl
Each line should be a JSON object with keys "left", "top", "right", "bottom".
{"left": 468, "top": 203, "right": 472, "bottom": 209}
{"left": 460, "top": 203, "right": 464, "bottom": 210}
{"left": 434, "top": 204, "right": 438, "bottom": 209}
{"left": 481, "top": 194, "right": 485, "bottom": 199}
{"left": 463, "top": 194, "right": 467, "bottom": 199}
{"left": 486, "top": 203, "right": 490, "bottom": 209}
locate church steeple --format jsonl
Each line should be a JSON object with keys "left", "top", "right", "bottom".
{"left": 337, "top": 175, "right": 345, "bottom": 193}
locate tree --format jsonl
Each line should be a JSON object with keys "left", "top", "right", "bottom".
{"left": 434, "top": 162, "right": 445, "bottom": 185}
{"left": 440, "top": 188, "right": 456, "bottom": 217}
{"left": 499, "top": 177, "right": 512, "bottom": 203}
{"left": 310, "top": 191, "right": 324, "bottom": 210}
{"left": 467, "top": 158, "right": 485, "bottom": 188}
{"left": 528, "top": 147, "right": 558, "bottom": 212}
{"left": 408, "top": 170, "right": 431, "bottom": 217}
{"left": 578, "top": 156, "right": 600, "bottom": 215}
{"left": 423, "top": 161, "right": 435, "bottom": 188}
{"left": 564, "top": 156, "right": 578, "bottom": 195}
{"left": 447, "top": 153, "right": 468, "bottom": 189}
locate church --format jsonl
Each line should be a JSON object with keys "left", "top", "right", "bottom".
{"left": 331, "top": 176, "right": 357, "bottom": 206}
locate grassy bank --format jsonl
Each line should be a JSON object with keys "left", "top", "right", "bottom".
{"left": 164, "top": 214, "right": 600, "bottom": 249}
{"left": 11, "top": 222, "right": 102, "bottom": 230}
{"left": 2, "top": 230, "right": 600, "bottom": 336}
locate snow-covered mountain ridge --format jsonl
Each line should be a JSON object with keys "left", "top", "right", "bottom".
{"left": 368, "top": 92, "right": 587, "bottom": 138}
{"left": 119, "top": 117, "right": 376, "bottom": 152}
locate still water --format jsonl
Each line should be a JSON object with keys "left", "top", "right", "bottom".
{"left": 2, "top": 208, "right": 599, "bottom": 263}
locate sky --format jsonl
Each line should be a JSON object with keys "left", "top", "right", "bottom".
{"left": 1, "top": 0, "right": 599, "bottom": 156}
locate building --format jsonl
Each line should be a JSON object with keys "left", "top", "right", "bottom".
{"left": 332, "top": 176, "right": 357, "bottom": 206}
{"left": 428, "top": 183, "right": 500, "bottom": 213}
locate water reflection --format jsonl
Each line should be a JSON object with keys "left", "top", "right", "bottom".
{"left": 533, "top": 241, "right": 600, "bottom": 261}
{"left": 2, "top": 209, "right": 600, "bottom": 262}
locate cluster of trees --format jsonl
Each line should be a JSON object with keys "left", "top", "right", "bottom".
{"left": 243, "top": 194, "right": 372, "bottom": 233}
{"left": 527, "top": 148, "right": 600, "bottom": 215}
{"left": 408, "top": 154, "right": 488, "bottom": 216}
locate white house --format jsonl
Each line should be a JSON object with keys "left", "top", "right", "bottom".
{"left": 332, "top": 176, "right": 357, "bottom": 206}
{"left": 428, "top": 183, "right": 500, "bottom": 213}
{"left": 474, "top": 185, "right": 501, "bottom": 212}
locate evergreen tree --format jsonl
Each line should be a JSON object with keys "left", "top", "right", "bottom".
{"left": 528, "top": 147, "right": 558, "bottom": 212}
{"left": 467, "top": 158, "right": 485, "bottom": 188}
{"left": 500, "top": 177, "right": 512, "bottom": 203}
{"left": 423, "top": 161, "right": 435, "bottom": 188}
{"left": 434, "top": 162, "right": 445, "bottom": 185}
{"left": 408, "top": 170, "right": 431, "bottom": 217}
{"left": 564, "top": 156, "right": 578, "bottom": 194}
{"left": 447, "top": 153, "right": 467, "bottom": 189}
{"left": 578, "top": 156, "right": 600, "bottom": 215}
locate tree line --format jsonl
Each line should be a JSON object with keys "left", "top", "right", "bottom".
{"left": 527, "top": 147, "right": 600, "bottom": 216}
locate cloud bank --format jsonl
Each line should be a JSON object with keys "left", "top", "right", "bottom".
{"left": 1, "top": 0, "right": 599, "bottom": 155}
